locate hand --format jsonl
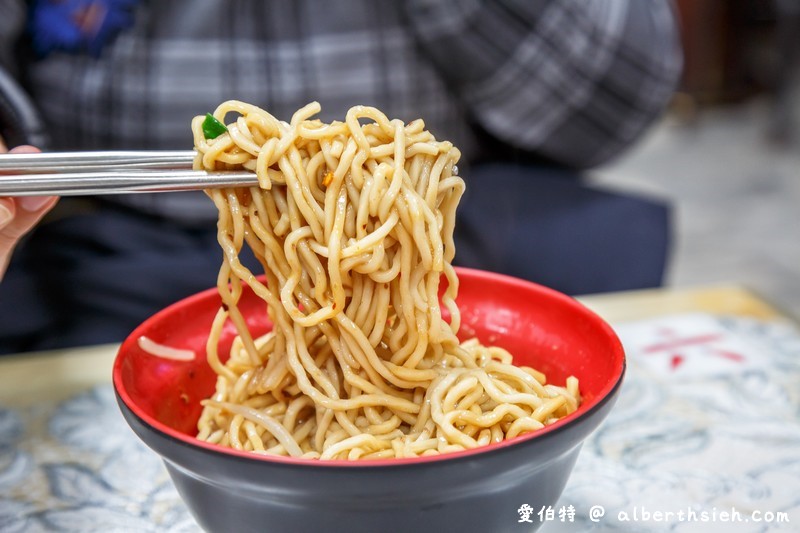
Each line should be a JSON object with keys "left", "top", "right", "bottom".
{"left": 0, "top": 140, "right": 58, "bottom": 280}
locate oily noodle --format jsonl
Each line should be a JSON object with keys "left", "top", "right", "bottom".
{"left": 191, "top": 101, "right": 580, "bottom": 460}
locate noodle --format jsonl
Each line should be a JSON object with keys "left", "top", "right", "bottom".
{"left": 138, "top": 336, "right": 196, "bottom": 361}
{"left": 192, "top": 101, "right": 580, "bottom": 459}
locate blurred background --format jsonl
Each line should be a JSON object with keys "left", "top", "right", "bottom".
{"left": 591, "top": 0, "right": 800, "bottom": 318}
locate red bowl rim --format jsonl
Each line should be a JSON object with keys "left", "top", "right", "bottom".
{"left": 113, "top": 267, "right": 626, "bottom": 468}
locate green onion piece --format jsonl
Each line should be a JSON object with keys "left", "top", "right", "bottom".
{"left": 202, "top": 113, "right": 228, "bottom": 139}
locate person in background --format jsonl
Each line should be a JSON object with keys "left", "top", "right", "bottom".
{"left": 0, "top": 0, "right": 682, "bottom": 353}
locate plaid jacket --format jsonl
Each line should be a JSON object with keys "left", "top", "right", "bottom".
{"left": 1, "top": 0, "right": 681, "bottom": 220}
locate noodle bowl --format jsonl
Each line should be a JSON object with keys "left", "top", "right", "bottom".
{"left": 190, "top": 101, "right": 580, "bottom": 459}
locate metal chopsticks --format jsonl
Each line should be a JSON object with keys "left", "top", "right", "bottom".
{"left": 0, "top": 170, "right": 259, "bottom": 196}
{"left": 0, "top": 150, "right": 259, "bottom": 196}
{"left": 0, "top": 150, "right": 198, "bottom": 172}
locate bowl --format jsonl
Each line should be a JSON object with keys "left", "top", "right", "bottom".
{"left": 113, "top": 267, "right": 625, "bottom": 533}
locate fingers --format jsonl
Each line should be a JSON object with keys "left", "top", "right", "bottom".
{"left": 0, "top": 195, "right": 58, "bottom": 238}
{"left": 5, "top": 145, "right": 57, "bottom": 223}
{"left": 8, "top": 144, "right": 40, "bottom": 154}
{"left": 0, "top": 144, "right": 59, "bottom": 279}
{"left": 0, "top": 194, "right": 58, "bottom": 278}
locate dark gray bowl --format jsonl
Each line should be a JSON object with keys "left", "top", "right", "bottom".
{"left": 114, "top": 268, "right": 625, "bottom": 533}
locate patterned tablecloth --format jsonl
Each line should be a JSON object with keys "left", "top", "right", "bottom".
{"left": 1, "top": 310, "right": 799, "bottom": 532}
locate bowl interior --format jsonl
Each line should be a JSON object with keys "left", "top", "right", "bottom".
{"left": 114, "top": 267, "right": 624, "bottom": 453}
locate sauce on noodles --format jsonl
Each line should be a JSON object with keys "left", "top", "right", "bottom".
{"left": 191, "top": 101, "right": 580, "bottom": 459}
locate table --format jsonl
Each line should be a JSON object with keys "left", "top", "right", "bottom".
{"left": 1, "top": 284, "right": 798, "bottom": 532}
